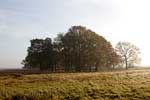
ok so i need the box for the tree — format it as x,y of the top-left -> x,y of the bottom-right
42,38 -> 53,70
23,38 -> 53,70
115,42 -> 140,69
57,26 -> 119,71
53,33 -> 65,72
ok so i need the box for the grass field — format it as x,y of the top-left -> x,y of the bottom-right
1,69 -> 150,100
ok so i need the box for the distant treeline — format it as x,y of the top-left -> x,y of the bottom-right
22,26 -> 120,72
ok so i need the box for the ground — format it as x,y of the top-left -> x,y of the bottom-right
1,69 -> 150,100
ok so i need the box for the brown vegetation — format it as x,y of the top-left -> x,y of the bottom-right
1,68 -> 150,100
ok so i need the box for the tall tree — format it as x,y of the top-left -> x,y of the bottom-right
42,38 -> 53,70
58,26 -> 119,71
53,33 -> 65,72
23,38 -> 53,70
115,42 -> 140,69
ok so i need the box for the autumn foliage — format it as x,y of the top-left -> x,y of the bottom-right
23,26 -> 120,72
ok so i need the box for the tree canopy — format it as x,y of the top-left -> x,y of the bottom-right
23,26 -> 120,72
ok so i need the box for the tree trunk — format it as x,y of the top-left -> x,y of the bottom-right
95,62 -> 99,71
113,65 -> 115,70
124,56 -> 128,69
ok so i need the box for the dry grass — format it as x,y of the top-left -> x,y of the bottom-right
1,69 -> 150,100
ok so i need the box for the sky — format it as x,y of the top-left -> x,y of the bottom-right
0,0 -> 150,68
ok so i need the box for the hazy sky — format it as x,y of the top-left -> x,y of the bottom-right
0,0 -> 150,68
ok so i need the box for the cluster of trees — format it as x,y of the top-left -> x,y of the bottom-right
22,26 -> 140,72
